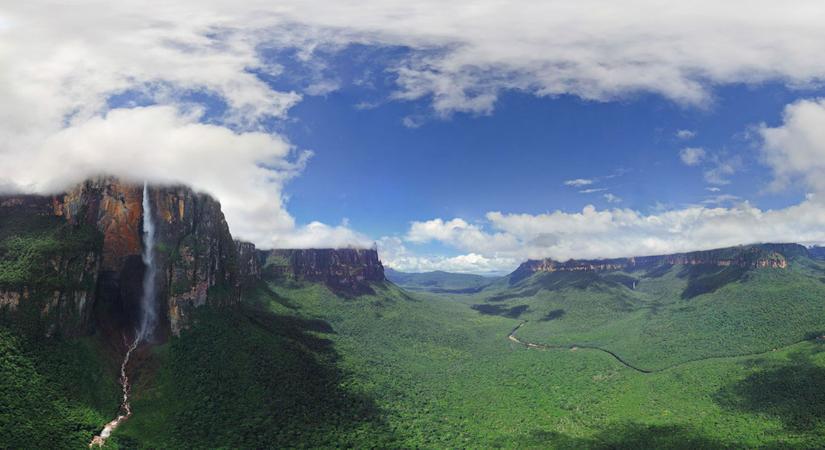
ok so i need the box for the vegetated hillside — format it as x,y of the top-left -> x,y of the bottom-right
385,268 -> 495,293
117,270 -> 825,448
0,329 -> 119,448
6,218 -> 825,448
473,243 -> 825,370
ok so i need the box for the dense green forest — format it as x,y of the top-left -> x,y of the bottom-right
4,256 -> 825,447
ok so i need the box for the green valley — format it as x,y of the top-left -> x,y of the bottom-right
3,185 -> 825,448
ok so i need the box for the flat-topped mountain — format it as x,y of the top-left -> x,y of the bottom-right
509,243 -> 806,284
256,248 -> 385,294
0,177 -> 387,339
0,177 -> 240,337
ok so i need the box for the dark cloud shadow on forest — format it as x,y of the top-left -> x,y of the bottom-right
714,346 -> 825,435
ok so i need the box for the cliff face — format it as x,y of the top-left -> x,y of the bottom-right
0,177 -> 241,337
150,185 -> 240,335
235,241 -> 262,287
511,244 -> 803,280
1,177 -> 389,338
258,248 -> 385,294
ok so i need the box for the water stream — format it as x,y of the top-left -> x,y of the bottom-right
88,336 -> 139,447
90,182 -> 157,447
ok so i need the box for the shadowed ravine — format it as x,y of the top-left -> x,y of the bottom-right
507,321 -> 812,374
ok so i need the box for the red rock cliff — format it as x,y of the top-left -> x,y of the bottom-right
0,177 -> 242,337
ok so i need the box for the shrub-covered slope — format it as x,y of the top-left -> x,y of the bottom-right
473,248 -> 825,370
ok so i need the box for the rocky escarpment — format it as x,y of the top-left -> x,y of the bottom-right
235,240 -> 262,287
512,244 -> 804,281
0,177 -> 242,338
150,185 -> 240,335
0,194 -> 103,337
257,248 -> 385,294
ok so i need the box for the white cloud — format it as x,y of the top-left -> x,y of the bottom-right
603,193 -> 622,203
679,147 -> 739,185
377,236 -> 515,275
0,105 -> 367,248
701,194 -> 740,205
401,116 -> 425,128
579,188 -> 607,194
759,98 -> 825,192
676,129 -> 696,140
703,159 -> 738,185
564,178 -> 594,187
5,1 -> 825,253
679,147 -> 706,166
273,221 -> 374,248
706,187 -> 722,192
405,218 -> 518,254
406,198 -> 825,270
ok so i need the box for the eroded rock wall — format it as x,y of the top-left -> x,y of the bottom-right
0,177 -> 241,337
258,248 -> 385,294
513,243 -> 803,278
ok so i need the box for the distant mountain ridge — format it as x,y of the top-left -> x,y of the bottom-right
509,243 -> 807,284
385,268 -> 493,293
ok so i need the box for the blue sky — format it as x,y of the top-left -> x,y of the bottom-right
5,2 -> 825,274
279,72 -> 822,270
285,81 -> 813,233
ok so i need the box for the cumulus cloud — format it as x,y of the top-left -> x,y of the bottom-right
0,105 -> 367,248
679,147 -> 739,185
676,129 -> 696,140
405,218 -> 518,254
703,159 -> 738,185
679,147 -> 707,166
377,237 -> 515,275
5,1 -> 825,253
407,197 -> 825,271
759,98 -> 825,192
603,193 -> 622,203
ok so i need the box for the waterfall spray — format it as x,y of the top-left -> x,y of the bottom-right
90,182 -> 157,447
136,181 -> 157,343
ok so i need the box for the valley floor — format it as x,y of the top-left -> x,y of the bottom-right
5,278 -> 825,448
130,281 -> 825,448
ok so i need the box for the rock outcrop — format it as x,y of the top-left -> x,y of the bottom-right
0,177 -> 242,337
512,243 -> 803,280
150,185 -> 240,335
258,248 -> 385,294
235,240 -> 262,287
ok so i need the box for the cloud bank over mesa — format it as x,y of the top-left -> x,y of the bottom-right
2,2 -> 825,271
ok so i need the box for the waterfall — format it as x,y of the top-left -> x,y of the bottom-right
90,182 -> 157,447
136,181 -> 157,343
89,335 -> 138,447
